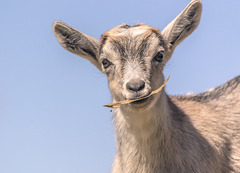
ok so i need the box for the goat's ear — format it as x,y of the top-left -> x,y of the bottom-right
162,0 -> 202,52
53,21 -> 102,71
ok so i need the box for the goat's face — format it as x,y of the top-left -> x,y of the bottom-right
53,0 -> 202,110
99,24 -> 170,109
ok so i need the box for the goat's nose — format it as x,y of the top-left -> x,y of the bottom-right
126,80 -> 145,92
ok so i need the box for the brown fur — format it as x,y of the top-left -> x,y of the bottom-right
52,0 -> 240,172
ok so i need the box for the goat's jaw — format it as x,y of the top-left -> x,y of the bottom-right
121,94 -> 156,111
130,97 -> 152,109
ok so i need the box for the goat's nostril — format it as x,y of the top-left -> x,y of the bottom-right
126,80 -> 145,92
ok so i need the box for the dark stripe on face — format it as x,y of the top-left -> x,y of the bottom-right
111,39 -> 126,57
82,48 -> 96,59
99,35 -> 108,54
150,29 -> 166,47
137,34 -> 152,57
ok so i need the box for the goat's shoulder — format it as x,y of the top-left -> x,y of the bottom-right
169,76 -> 240,172
173,75 -> 240,104
169,75 -> 240,127
170,75 -> 240,121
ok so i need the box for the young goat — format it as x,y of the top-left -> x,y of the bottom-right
53,0 -> 240,172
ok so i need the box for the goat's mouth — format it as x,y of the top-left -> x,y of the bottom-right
104,76 -> 170,108
128,95 -> 153,108
130,96 -> 149,104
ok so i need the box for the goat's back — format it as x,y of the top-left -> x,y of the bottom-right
171,75 -> 240,172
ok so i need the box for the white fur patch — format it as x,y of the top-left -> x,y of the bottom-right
207,88 -> 214,92
114,27 -> 147,37
186,92 -> 195,96
130,27 -> 148,37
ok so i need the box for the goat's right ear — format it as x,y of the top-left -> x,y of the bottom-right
53,21 -> 102,71
162,0 -> 202,53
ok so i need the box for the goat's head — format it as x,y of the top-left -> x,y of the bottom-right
53,0 -> 202,110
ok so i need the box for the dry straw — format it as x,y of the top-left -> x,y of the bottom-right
104,76 -> 170,108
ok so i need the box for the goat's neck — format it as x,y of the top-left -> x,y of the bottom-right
113,90 -> 222,173
113,91 -> 174,160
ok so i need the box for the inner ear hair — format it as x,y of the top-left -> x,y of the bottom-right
53,21 -> 102,71
162,0 -> 202,50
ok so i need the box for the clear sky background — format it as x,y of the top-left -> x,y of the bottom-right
0,0 -> 239,173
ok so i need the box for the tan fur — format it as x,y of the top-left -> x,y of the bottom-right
53,0 -> 240,172
101,24 -> 160,39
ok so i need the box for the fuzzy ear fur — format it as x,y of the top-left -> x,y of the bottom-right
53,21 -> 102,71
162,0 -> 202,53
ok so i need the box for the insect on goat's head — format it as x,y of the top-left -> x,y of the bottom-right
53,0 -> 202,110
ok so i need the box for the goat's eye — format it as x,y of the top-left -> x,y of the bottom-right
153,51 -> 164,63
102,59 -> 111,69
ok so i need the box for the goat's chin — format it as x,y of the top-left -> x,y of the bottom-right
125,96 -> 155,111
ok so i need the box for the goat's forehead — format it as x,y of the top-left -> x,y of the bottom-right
100,24 -> 164,54
106,24 -> 158,36
105,23 -> 157,33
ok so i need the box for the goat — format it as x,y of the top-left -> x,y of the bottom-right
53,0 -> 240,172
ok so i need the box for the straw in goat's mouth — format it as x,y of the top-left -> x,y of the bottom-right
103,76 -> 170,108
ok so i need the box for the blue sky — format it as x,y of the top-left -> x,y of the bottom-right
0,0 -> 239,172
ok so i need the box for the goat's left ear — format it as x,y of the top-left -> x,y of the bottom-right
53,21 -> 102,71
162,0 -> 202,52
